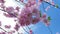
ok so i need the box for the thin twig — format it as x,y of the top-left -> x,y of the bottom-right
0,9 -> 5,12
27,26 -> 31,30
0,9 -> 7,32
0,27 -> 7,32
22,26 -> 29,34
0,9 -> 17,17
42,1 -> 46,12
15,0 -> 26,5
43,1 -> 60,9
47,26 -> 53,34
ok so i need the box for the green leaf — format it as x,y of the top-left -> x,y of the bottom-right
55,4 -> 59,8
48,16 -> 51,21
40,12 -> 42,17
40,13 -> 42,17
39,10 -> 42,17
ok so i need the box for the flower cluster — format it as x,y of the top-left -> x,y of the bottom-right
0,0 -> 59,34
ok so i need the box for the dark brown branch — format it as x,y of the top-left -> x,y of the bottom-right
0,27 -> 7,32
15,0 -> 26,5
43,1 -> 60,9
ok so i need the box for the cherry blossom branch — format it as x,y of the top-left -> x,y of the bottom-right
15,0 -> 26,5
0,8 -> 17,17
0,27 -> 7,32
0,9 -> 7,32
43,1 -> 60,9
15,0 -> 60,10
0,9 -> 5,11
27,26 -> 31,30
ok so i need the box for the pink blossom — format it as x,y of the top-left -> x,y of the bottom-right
8,32 -> 12,34
15,6 -> 20,11
42,13 -> 46,19
32,8 -> 40,18
14,23 -> 20,31
1,32 -> 6,34
0,0 -> 5,3
38,0 -> 43,2
30,0 -> 36,5
32,18 -> 40,24
43,19 -> 50,26
4,25 -> 11,29
0,3 -> 5,9
18,7 -> 41,26
45,6 -> 50,11
20,0 -> 24,2
25,2 -> 31,7
51,1 -> 55,5
29,29 -> 32,34
5,7 -> 14,12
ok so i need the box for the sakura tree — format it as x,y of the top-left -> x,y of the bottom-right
0,0 -> 60,34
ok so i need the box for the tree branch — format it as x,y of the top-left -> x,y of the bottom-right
43,1 -> 60,9
0,27 -> 7,32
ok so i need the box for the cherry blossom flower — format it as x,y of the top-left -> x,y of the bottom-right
51,1 -> 55,5
29,29 -> 33,34
8,32 -> 12,34
5,7 -> 14,12
15,6 -> 20,11
0,0 -> 5,3
14,23 -> 20,31
4,25 -> 11,29
42,13 -> 46,19
18,7 -> 41,26
20,0 -> 24,2
43,19 -> 50,26
32,17 -> 40,24
38,0 -> 43,2
0,3 -> 5,9
45,6 -> 50,11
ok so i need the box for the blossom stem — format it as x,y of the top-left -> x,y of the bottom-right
15,0 -> 25,5
0,27 -> 7,32
42,1 -> 46,12
47,26 -> 53,34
